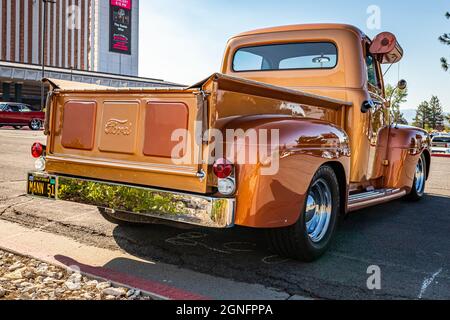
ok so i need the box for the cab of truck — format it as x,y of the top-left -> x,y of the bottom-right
221,23 -> 429,195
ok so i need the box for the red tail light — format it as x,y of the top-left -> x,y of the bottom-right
213,158 -> 233,179
31,142 -> 44,158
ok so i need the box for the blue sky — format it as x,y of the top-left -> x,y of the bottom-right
139,0 -> 450,112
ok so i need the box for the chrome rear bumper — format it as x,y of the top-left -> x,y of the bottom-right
28,172 -> 235,228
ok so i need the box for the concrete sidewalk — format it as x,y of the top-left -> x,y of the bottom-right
0,219 -> 293,300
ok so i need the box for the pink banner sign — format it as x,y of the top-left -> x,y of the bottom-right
111,0 -> 131,10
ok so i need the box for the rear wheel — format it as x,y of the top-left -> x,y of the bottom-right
266,165 -> 340,262
29,119 -> 42,131
406,153 -> 427,201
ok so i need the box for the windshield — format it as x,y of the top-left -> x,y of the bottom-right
233,42 -> 338,72
433,137 -> 450,143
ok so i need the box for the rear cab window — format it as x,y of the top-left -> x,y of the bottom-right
233,42 -> 338,72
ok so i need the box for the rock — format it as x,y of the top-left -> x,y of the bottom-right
82,293 -> 93,300
96,282 -> 111,290
85,280 -> 98,287
19,282 -> 33,288
22,269 -> 35,279
36,265 -> 48,275
8,262 -> 24,272
102,287 -> 126,297
130,290 -> 141,299
64,281 -> 81,291
4,270 -> 23,280
68,273 -> 82,283
105,295 -> 116,300
43,277 -> 55,284
126,289 -> 135,297
54,288 -> 66,297
0,287 -> 6,298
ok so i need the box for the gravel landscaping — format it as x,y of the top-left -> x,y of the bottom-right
0,249 -> 151,300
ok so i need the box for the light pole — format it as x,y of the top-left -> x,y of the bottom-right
41,0 -> 56,110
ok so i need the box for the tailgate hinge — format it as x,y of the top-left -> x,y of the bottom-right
194,90 -> 211,178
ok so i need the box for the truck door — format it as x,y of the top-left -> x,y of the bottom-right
364,43 -> 389,181
0,104 -> 15,124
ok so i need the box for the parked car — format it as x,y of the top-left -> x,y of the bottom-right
431,135 -> 450,156
27,24 -> 431,262
0,102 -> 45,130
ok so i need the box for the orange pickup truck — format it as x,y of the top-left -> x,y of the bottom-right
27,24 -> 430,261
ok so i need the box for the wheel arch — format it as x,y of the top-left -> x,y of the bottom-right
422,149 -> 431,180
225,115 -> 351,228
323,161 -> 348,217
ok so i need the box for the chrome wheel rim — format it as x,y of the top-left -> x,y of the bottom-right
31,119 -> 41,130
305,178 -> 332,243
415,157 -> 425,193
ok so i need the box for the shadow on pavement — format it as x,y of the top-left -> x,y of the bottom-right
109,194 -> 450,299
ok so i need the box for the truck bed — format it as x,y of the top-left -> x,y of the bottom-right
43,73 -> 351,194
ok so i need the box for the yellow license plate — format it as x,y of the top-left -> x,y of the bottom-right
27,174 -> 56,199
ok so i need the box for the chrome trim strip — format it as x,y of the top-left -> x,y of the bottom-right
46,155 -> 200,177
28,172 -> 235,229
348,189 -> 406,211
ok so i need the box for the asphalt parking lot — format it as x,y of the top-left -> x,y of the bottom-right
1,129 -> 449,300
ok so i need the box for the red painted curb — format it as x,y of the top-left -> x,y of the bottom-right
55,255 -> 209,300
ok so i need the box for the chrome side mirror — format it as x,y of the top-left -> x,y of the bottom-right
397,79 -> 407,90
361,100 -> 375,113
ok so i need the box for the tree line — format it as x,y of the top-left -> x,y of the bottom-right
412,96 -> 448,131
385,84 -> 448,131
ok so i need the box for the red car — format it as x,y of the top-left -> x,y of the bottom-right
0,102 -> 44,131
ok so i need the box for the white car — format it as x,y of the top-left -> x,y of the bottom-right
431,135 -> 450,156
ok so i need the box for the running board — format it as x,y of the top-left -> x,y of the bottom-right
347,188 -> 407,212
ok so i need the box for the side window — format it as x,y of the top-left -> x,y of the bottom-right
366,55 -> 379,91
20,105 -> 31,112
9,105 -> 19,112
0,104 -> 6,111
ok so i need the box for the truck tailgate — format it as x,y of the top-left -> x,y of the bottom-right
44,80 -> 209,193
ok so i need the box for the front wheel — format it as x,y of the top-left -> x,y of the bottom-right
29,119 -> 42,131
406,153 -> 427,201
266,165 -> 340,262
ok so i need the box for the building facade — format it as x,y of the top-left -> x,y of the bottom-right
0,0 -> 165,109
0,0 -> 139,75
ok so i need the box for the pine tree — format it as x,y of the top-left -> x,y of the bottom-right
428,96 -> 445,130
440,12 -> 450,71
413,101 -> 430,129
385,84 -> 408,124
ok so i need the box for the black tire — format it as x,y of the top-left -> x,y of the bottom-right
406,153 -> 427,201
266,165 -> 340,262
29,119 -> 42,131
13,126 -> 22,130
98,207 -> 155,226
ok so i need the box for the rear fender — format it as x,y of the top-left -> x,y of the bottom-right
219,115 -> 351,228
